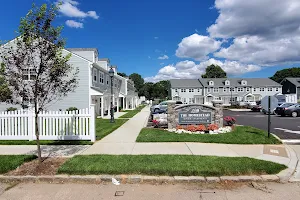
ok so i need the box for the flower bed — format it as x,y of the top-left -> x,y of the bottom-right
166,126 -> 232,135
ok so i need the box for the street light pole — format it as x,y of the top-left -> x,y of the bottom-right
230,88 -> 233,106
109,67 -> 115,123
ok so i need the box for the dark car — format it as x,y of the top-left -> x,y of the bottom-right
282,104 -> 300,117
274,103 -> 296,116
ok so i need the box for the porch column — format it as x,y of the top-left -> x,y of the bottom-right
131,97 -> 134,109
122,97 -> 125,110
117,97 -> 119,112
101,96 -> 104,118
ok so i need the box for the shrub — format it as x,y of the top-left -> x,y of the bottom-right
224,116 -> 236,126
66,107 -> 78,112
176,125 -> 183,130
195,125 -> 206,131
207,124 -> 219,131
152,119 -> 159,128
187,125 -> 197,132
6,107 -> 17,112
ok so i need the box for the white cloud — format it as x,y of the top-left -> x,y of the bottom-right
205,0 -> 300,66
65,20 -> 83,28
158,55 -> 169,60
58,0 -> 99,19
145,59 -> 261,82
175,34 -> 222,61
154,37 -> 159,39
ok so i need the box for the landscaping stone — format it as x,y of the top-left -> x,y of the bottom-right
188,176 -> 206,182
238,176 -> 262,182
260,175 -> 280,182
206,177 -> 221,182
220,176 -> 240,182
69,175 -> 98,183
128,175 -> 142,183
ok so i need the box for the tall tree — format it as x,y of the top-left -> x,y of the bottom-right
129,73 -> 144,93
0,3 -> 78,162
139,82 -> 154,99
270,67 -> 300,83
117,72 -> 127,77
0,63 -> 11,102
201,64 -> 227,78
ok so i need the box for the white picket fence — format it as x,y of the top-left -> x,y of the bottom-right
0,105 -> 96,142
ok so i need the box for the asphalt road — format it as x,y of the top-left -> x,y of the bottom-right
224,110 -> 300,140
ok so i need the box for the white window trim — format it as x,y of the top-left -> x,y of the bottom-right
225,80 -> 230,86
209,81 -> 214,86
223,87 -> 227,92
207,88 -> 211,93
267,87 -> 273,92
99,71 -> 104,84
213,87 -> 219,93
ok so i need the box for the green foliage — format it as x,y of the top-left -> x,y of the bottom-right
0,63 -> 12,102
201,64 -> 227,78
6,107 -> 17,112
96,119 -> 128,140
270,67 -> 300,83
0,155 -> 37,174
129,73 -> 144,93
139,80 -> 170,100
66,107 -> 78,112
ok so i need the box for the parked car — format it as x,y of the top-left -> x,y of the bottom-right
150,100 -> 182,113
274,103 -> 296,116
251,105 -> 262,112
278,104 -> 300,117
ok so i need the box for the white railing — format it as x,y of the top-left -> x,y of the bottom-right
0,105 -> 96,142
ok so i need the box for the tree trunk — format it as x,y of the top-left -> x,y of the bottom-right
35,112 -> 42,163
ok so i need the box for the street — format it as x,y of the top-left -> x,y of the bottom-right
0,182 -> 300,200
224,110 -> 300,141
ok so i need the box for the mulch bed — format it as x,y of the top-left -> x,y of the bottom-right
5,157 -> 68,176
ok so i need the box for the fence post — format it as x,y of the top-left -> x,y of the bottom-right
27,104 -> 35,141
90,104 -> 96,142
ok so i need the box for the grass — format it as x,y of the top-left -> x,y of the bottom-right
136,126 -> 282,144
0,155 -> 37,174
96,118 -> 128,140
120,105 -> 146,118
58,155 -> 286,176
0,140 -> 92,145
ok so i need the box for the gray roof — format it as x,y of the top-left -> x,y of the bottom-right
199,78 -> 281,87
285,77 -> 300,87
170,79 -> 202,88
98,58 -> 110,62
67,48 -> 98,52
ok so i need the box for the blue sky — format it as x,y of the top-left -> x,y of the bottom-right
1,0 -> 299,82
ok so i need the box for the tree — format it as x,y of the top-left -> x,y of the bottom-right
139,82 -> 154,99
201,64 -> 227,78
0,63 -> 11,102
117,72 -> 127,77
0,3 -> 78,162
270,67 -> 300,83
129,73 -> 144,93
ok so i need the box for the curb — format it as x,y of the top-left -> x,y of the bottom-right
0,174 -> 281,184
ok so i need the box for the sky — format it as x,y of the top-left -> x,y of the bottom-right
1,0 -> 300,82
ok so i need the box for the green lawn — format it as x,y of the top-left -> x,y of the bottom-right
0,155 -> 37,174
96,118 -> 128,140
58,155 -> 286,176
0,140 -> 92,145
136,126 -> 281,144
120,105 -> 146,118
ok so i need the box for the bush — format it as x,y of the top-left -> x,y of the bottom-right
66,107 -> 78,112
224,116 -> 236,126
207,124 -> 219,131
6,107 -> 17,112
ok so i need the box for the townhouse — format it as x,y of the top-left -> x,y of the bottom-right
0,41 -> 139,115
281,77 -> 300,103
170,78 -> 282,106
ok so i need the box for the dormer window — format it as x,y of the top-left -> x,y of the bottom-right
241,80 -> 247,85
225,80 -> 230,86
209,81 -> 214,86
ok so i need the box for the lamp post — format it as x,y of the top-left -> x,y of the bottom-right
230,87 -> 233,106
109,67 -> 115,123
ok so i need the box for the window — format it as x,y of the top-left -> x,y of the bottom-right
22,69 -> 29,80
207,88 -> 211,93
183,98 -> 187,103
93,69 -> 97,82
241,80 -> 247,85
246,87 -> 250,92
107,75 -> 109,85
189,98 -> 194,103
99,72 -> 104,84
267,87 -> 272,92
213,87 -> 219,93
22,68 -> 37,80
209,81 -> 214,86
230,88 -> 235,92
197,88 -> 201,92
237,87 -> 244,92
175,89 -> 178,93
223,87 -> 227,92
181,88 -> 186,93
260,88 -> 265,92
276,87 -> 279,92
225,80 -> 230,86
189,88 -> 194,93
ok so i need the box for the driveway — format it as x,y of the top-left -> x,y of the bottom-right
224,110 -> 300,140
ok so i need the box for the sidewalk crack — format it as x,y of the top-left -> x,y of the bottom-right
185,143 -> 194,155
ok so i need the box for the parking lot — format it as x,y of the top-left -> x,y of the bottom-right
224,110 -> 300,141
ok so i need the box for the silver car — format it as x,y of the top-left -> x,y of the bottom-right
150,101 -> 168,113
